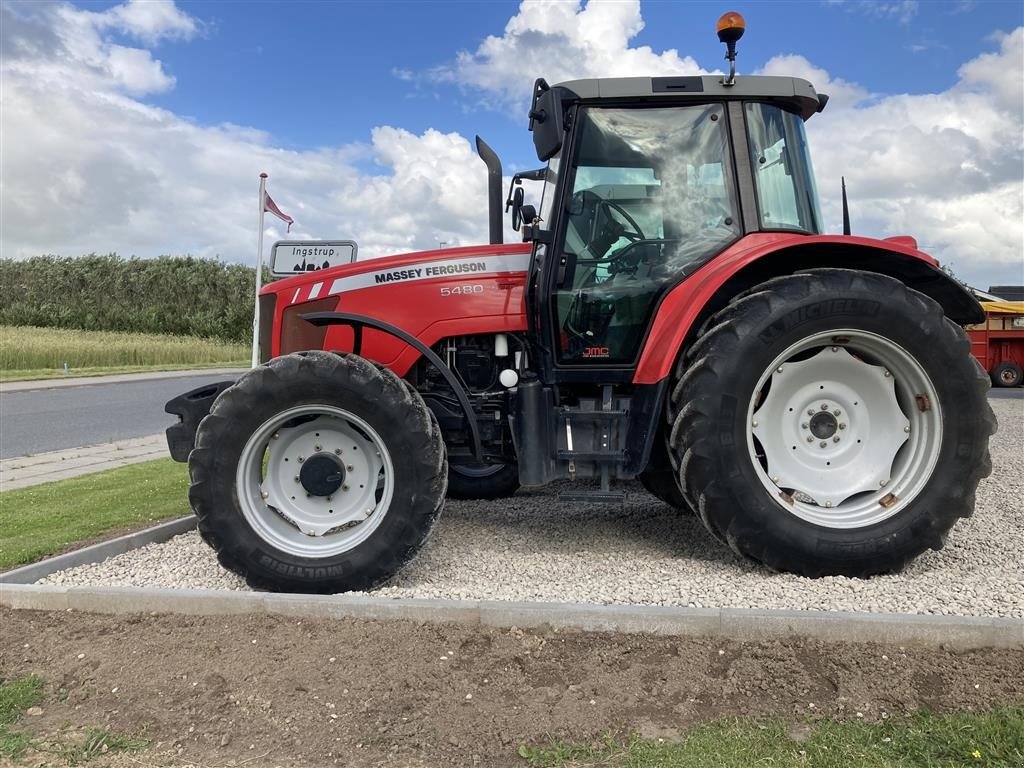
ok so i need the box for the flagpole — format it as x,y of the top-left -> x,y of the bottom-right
251,172 -> 268,368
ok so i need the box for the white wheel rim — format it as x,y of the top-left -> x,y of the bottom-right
747,329 -> 942,529
236,404 -> 395,557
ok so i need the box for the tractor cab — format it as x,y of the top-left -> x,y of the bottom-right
518,72 -> 828,375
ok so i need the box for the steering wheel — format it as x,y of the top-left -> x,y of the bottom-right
597,199 -> 646,242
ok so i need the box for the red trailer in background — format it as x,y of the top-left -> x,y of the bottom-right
968,301 -> 1024,387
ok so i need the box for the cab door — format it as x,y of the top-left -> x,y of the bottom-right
542,103 -> 743,375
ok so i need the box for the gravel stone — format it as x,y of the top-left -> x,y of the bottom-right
38,398 -> 1023,617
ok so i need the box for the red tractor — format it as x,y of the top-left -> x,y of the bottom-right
167,15 -> 994,593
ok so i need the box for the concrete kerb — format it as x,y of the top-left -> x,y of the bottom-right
0,516 -> 197,585
1,518 -> 1021,650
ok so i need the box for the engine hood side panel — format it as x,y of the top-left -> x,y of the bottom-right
266,244 -> 531,374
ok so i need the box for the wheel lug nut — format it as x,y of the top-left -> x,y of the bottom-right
839,423 -> 846,430
294,476 -> 299,482
326,495 -> 332,501
807,409 -> 815,417
833,409 -> 841,417
821,404 -> 829,411
314,444 -> 321,452
801,423 -> 808,429
335,448 -> 342,455
297,456 -> 304,463
819,441 -> 827,448
833,436 -> 841,443
806,436 -> 814,443
347,465 -> 354,471
342,484 -> 350,491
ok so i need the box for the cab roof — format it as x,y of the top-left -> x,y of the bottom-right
552,75 -> 826,120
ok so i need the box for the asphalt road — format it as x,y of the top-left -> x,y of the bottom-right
0,371 -> 1019,460
0,373 -> 239,459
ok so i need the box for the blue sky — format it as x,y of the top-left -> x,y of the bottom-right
131,1 -> 1020,164
2,0 -> 1022,287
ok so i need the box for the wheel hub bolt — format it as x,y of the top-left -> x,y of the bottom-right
801,422 -> 809,429
342,484 -> 350,491
833,436 -> 841,443
821,404 -> 829,411
806,436 -> 814,443
807,409 -> 815,417
335,449 -> 342,455
839,423 -> 847,430
347,465 -> 354,471
314,444 -> 321,452
819,441 -> 827,448
297,456 -> 304,463
294,476 -> 299,482
833,409 -> 841,417
326,495 -> 332,501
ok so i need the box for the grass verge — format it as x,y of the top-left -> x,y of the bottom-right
0,459 -> 189,569
518,708 -> 1024,767
0,325 -> 247,381
1,361 -> 245,382
1,676 -> 148,765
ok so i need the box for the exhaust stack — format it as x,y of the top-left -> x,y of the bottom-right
475,135 -> 503,245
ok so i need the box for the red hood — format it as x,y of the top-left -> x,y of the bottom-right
264,242 -> 532,296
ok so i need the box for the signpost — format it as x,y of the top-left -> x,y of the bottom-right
270,240 -> 358,277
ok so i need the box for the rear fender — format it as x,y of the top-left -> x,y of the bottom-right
634,233 -> 984,385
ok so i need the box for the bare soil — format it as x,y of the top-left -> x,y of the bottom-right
1,608 -> 1022,767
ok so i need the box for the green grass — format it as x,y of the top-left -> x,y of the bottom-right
518,708 -> 1024,767
1,676 -> 44,761
0,459 -> 189,569
1,676 -> 148,764
0,325 -> 247,380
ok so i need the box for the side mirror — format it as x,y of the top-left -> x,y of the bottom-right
529,79 -> 564,161
510,186 -> 525,230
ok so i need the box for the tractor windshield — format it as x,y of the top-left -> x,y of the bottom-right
553,103 -> 740,363
745,103 -> 823,233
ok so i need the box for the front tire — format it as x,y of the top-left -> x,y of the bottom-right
670,269 -> 995,578
188,351 -> 446,593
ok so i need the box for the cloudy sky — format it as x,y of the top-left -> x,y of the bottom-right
1,0 -> 1022,289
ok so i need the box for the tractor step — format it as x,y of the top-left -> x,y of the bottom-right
557,489 -> 626,505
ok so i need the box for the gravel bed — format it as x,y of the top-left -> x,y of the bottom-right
38,398 -> 1023,617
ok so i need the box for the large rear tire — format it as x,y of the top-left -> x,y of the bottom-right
188,351 -> 446,593
446,461 -> 520,500
669,269 -> 995,578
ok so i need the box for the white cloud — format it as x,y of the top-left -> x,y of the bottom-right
769,28 -> 1023,285
431,0 -> 709,112
1,0 -> 1021,291
823,1 -> 920,26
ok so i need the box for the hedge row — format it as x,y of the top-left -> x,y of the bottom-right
0,255 -> 267,343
